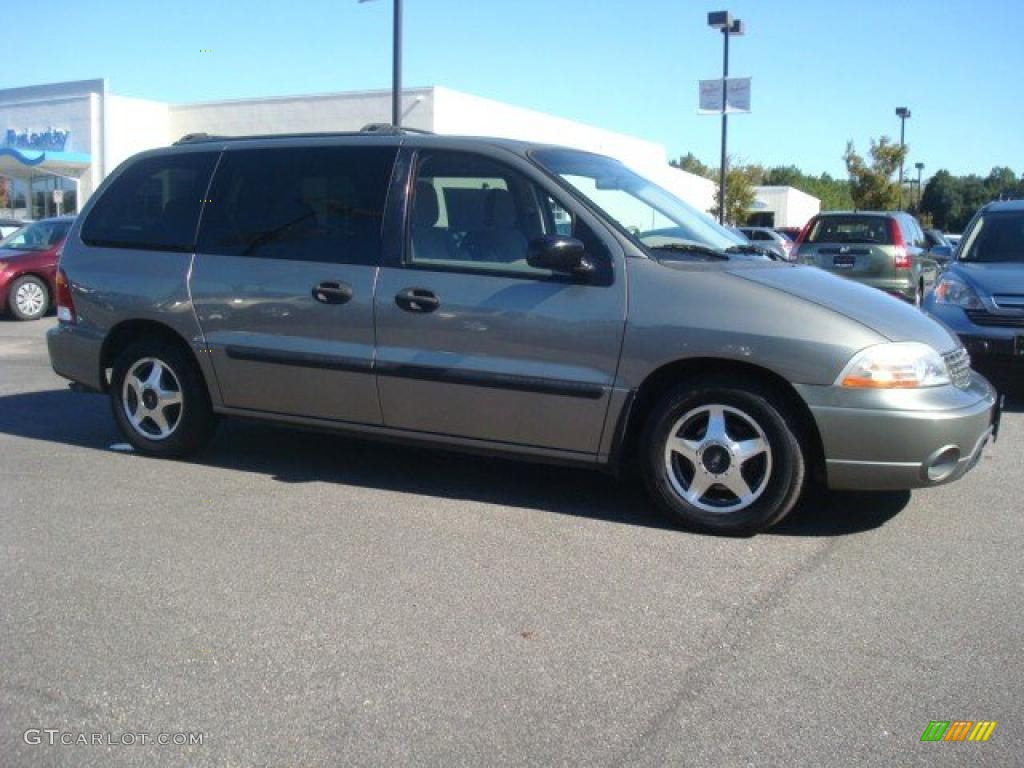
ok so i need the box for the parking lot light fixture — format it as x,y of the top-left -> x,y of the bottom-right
359,0 -> 403,128
895,106 -> 911,210
707,11 -> 745,225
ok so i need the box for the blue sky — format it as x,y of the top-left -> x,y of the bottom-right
4,0 -> 1021,178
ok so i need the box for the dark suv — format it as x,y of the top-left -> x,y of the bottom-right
792,211 -> 942,305
47,130 -> 997,535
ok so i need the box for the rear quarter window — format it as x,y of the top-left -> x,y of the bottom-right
81,152 -> 217,251
806,216 -> 893,245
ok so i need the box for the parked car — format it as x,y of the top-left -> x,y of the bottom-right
792,211 -> 942,305
923,199 -> 1024,369
924,228 -> 954,263
945,233 -> 962,249
47,131 -> 997,535
0,216 -> 74,320
0,218 -> 25,238
774,226 -> 802,242
739,226 -> 794,260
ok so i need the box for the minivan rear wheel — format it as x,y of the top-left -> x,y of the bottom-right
640,376 -> 806,535
110,339 -> 216,457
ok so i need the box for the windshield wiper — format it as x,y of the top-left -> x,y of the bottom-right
725,244 -> 778,259
648,243 -> 730,260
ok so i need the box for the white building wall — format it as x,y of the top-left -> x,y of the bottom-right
169,87 -> 434,139
432,87 -> 664,165
752,186 -> 820,228
105,95 -> 169,173
432,87 -> 712,210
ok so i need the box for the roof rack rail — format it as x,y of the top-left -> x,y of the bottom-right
174,133 -> 227,145
172,126 -> 433,146
360,123 -> 434,135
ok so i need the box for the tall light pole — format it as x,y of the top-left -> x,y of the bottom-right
895,106 -> 911,210
708,11 -> 745,224
360,0 -> 403,127
914,161 -> 925,208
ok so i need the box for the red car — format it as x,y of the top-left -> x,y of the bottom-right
0,217 -> 74,321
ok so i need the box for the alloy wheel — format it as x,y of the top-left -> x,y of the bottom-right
662,404 -> 772,513
121,357 -> 185,441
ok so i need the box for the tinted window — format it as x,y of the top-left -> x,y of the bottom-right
961,210 -> 1024,263
198,146 -> 396,265
806,215 -> 893,245
410,151 -> 608,277
82,152 -> 217,251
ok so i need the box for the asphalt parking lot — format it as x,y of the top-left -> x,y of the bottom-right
1,317 -> 1021,767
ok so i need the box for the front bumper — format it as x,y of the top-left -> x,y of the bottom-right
796,372 -> 998,491
924,302 -> 1024,364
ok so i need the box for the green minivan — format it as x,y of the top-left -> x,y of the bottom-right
793,211 -> 942,305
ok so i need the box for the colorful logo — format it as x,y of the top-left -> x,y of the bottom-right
921,721 -> 997,742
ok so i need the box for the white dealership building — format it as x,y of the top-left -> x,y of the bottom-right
0,78 -> 815,227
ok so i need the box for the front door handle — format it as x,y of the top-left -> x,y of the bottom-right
395,288 -> 440,313
312,281 -> 353,305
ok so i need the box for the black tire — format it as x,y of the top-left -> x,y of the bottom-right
7,275 -> 49,321
110,338 -> 216,458
640,375 -> 807,535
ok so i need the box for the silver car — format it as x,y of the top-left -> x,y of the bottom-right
47,130 -> 999,534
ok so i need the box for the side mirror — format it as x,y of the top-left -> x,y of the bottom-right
527,235 -> 594,278
931,245 -> 953,263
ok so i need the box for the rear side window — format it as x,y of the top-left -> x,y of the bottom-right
197,146 -> 396,265
806,216 -> 893,245
81,152 -> 217,251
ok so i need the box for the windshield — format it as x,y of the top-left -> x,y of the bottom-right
0,219 -> 71,251
531,149 -> 737,255
960,210 -> 1024,263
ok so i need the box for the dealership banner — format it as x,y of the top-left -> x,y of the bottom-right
698,77 -> 752,114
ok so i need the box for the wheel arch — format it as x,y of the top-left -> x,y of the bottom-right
99,319 -> 205,394
613,357 -> 826,485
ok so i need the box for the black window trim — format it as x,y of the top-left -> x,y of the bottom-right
400,148 -> 614,286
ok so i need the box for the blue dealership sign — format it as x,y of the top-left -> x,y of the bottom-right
4,128 -> 70,152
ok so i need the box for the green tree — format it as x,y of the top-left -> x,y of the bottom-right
919,170 -> 961,230
762,166 -> 853,210
843,136 -> 908,210
985,166 -> 1017,200
670,152 -> 713,180
709,161 -> 757,225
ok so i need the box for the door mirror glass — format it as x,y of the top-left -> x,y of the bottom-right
527,235 -> 592,277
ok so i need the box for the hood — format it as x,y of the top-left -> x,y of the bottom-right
952,261 -> 1024,296
725,263 -> 959,352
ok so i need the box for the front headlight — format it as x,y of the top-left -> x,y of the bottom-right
933,274 -> 982,309
837,342 -> 951,389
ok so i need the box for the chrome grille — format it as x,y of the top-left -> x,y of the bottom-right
943,347 -> 972,390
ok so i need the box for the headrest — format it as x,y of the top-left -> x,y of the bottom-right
486,189 -> 517,228
414,181 -> 440,227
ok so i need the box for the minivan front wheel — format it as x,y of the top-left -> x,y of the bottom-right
641,377 -> 806,535
110,339 -> 216,457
